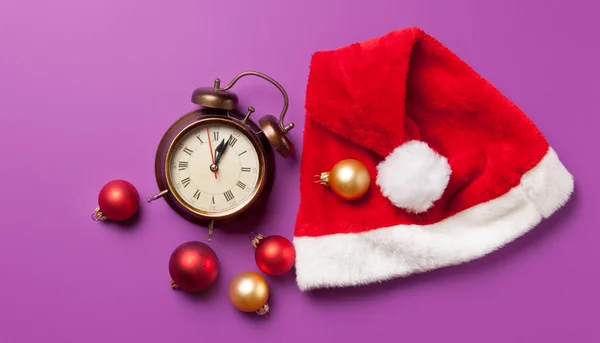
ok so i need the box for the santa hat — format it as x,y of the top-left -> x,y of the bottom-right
292,27 -> 574,291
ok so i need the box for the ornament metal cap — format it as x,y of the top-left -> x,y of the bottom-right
250,232 -> 265,248
256,303 -> 270,317
314,159 -> 371,200
91,207 -> 107,221
313,172 -> 331,186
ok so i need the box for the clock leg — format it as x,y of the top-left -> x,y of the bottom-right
208,220 -> 214,242
147,189 -> 169,203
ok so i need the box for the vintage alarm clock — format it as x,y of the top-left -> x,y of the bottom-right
147,71 -> 295,241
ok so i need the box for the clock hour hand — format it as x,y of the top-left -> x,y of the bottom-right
214,139 -> 225,163
214,135 -> 231,166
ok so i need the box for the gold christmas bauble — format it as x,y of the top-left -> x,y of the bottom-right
316,159 -> 370,200
228,271 -> 270,315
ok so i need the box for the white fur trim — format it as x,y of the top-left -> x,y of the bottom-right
294,147 -> 574,291
376,140 -> 451,213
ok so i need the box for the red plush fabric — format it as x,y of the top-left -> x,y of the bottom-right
294,27 -> 549,238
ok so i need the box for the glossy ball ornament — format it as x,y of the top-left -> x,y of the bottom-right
315,159 -> 371,200
93,180 -> 140,221
228,271 -> 270,315
169,241 -> 219,292
251,233 -> 296,276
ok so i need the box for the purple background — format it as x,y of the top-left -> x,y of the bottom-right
1,0 -> 598,342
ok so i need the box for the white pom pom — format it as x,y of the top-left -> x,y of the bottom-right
376,140 -> 451,213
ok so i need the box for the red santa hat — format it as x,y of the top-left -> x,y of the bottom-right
292,27 -> 574,291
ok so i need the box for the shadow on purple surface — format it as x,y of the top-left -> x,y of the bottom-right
267,268 -> 298,285
231,309 -> 273,323
305,186 -> 580,302
170,277 -> 222,303
94,205 -> 145,232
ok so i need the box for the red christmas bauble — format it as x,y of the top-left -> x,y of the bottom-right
254,235 -> 296,276
169,241 -> 219,292
96,180 -> 140,221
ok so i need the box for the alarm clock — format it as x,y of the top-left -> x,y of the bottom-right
147,71 -> 295,241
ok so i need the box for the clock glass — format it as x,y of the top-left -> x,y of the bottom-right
167,122 -> 261,216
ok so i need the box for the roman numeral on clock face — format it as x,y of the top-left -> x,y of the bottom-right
211,196 -> 215,204
241,167 -> 251,172
238,150 -> 247,156
178,161 -> 188,170
193,190 -> 200,200
213,131 -> 219,141
224,190 -> 234,201
181,177 -> 191,188
183,147 -> 193,155
196,136 -> 204,143
236,181 -> 246,190
228,136 -> 238,147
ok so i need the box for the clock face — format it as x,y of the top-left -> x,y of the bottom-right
167,122 -> 262,216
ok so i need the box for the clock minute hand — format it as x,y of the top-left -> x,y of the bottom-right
206,127 -> 217,179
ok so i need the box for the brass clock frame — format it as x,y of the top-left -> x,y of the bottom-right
163,115 -> 269,221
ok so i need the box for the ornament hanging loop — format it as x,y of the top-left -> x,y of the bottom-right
256,303 -> 270,317
213,71 -> 295,133
91,207 -> 107,221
